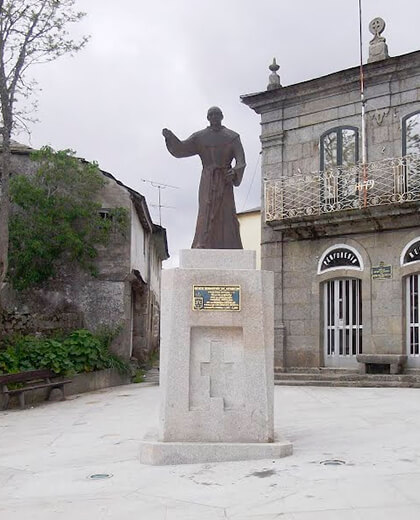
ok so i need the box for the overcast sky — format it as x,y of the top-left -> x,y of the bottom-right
14,0 -> 420,267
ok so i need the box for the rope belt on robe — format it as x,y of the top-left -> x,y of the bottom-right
201,166 -> 230,245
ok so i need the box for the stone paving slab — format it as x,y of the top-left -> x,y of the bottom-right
1,383 -> 420,519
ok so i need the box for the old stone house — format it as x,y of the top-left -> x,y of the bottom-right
0,141 -> 169,363
242,19 -> 420,374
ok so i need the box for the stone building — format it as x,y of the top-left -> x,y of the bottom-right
1,142 -> 169,363
242,19 -> 420,374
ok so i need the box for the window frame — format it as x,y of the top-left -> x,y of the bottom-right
323,277 -> 363,361
400,237 -> 420,267
320,126 -> 360,171
402,110 -> 420,156
317,243 -> 364,275
99,208 -> 113,220
406,273 -> 420,360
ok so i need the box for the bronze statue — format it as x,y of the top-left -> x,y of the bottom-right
162,106 -> 246,249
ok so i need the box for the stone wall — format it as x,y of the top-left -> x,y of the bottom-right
0,274 -> 131,358
264,222 -> 420,369
0,307 -> 83,337
2,145 -> 167,363
259,53 -> 420,184
2,152 -> 133,359
242,50 -> 420,370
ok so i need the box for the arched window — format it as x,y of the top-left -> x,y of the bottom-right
318,244 -> 363,274
401,237 -> 420,266
403,111 -> 420,156
320,126 -> 359,171
320,127 -> 359,206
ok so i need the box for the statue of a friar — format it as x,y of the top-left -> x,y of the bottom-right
162,106 -> 246,249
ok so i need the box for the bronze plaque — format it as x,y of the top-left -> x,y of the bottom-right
193,285 -> 241,311
371,264 -> 392,280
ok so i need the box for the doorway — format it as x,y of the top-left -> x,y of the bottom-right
406,274 -> 420,367
324,278 -> 362,367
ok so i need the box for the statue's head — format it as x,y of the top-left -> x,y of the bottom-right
207,106 -> 223,127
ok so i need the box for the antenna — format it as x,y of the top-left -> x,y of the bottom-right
150,204 -> 176,209
140,178 -> 179,226
241,154 -> 261,212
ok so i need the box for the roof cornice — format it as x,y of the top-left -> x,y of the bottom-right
241,50 -> 420,114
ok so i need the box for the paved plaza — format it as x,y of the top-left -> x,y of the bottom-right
1,383 -> 420,519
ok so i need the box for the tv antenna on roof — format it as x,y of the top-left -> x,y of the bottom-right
140,178 -> 179,226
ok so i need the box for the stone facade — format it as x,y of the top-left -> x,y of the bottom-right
242,45 -> 420,372
0,144 -> 169,362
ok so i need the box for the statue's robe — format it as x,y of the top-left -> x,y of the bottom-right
164,126 -> 246,249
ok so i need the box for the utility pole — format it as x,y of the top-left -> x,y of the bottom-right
358,0 -> 368,208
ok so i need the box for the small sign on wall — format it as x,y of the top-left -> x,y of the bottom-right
371,262 -> 392,280
193,285 -> 241,311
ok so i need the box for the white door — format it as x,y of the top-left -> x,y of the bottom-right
406,274 -> 420,367
324,279 -> 362,367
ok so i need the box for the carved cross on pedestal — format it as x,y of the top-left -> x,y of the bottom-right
368,17 -> 389,63
200,340 -> 234,402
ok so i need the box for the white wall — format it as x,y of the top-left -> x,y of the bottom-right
130,203 -> 148,281
238,211 -> 261,269
130,202 -> 163,305
149,245 -> 162,305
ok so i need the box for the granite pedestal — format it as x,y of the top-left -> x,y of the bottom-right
139,249 -> 292,465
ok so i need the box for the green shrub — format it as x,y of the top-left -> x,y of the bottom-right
8,146 -> 129,291
0,329 -> 129,376
133,369 -> 145,383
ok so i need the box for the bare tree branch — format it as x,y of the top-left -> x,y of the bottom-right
0,0 -> 88,310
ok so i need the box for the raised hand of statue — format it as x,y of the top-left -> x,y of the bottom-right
162,128 -> 173,139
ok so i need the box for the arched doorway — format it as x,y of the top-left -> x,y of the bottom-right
401,238 -> 420,367
319,245 -> 363,367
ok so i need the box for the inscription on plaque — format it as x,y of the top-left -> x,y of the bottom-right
193,285 -> 241,311
371,263 -> 392,280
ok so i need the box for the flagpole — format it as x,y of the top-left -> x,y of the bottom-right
358,0 -> 368,207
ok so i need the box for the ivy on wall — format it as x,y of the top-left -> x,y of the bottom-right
8,146 -> 128,290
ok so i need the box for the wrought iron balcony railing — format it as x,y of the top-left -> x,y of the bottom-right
264,154 -> 420,222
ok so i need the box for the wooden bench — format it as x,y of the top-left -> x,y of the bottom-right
0,369 -> 72,410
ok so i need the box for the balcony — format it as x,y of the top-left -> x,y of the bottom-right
264,155 -> 420,227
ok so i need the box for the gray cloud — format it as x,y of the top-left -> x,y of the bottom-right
14,0 -> 420,267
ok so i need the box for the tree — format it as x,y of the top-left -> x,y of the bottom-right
9,146 -> 128,290
0,1 -> 88,304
